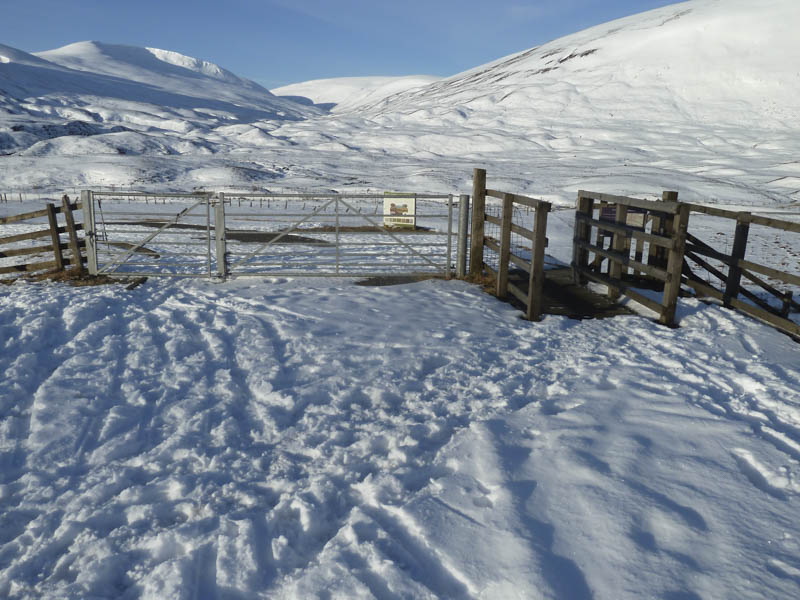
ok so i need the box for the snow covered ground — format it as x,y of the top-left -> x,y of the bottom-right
1,0 -> 800,597
1,274 -> 799,599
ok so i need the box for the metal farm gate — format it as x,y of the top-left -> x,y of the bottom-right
81,191 -> 464,279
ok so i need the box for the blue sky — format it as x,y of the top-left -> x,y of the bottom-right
3,0 -> 683,88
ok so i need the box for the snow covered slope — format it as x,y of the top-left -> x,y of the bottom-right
264,0 -> 800,204
0,41 -> 316,160
272,75 -> 441,112
36,42 -> 300,114
2,0 -> 800,203
355,0 -> 799,127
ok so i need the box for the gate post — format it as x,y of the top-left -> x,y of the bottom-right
456,194 -> 470,278
469,168 -> 486,276
724,213 -> 751,307
496,193 -> 513,298
660,198 -> 689,327
81,190 -> 98,275
215,193 -> 227,278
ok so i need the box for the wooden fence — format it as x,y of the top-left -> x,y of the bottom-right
0,196 -> 86,279
682,204 -> 800,339
572,190 -> 689,327
469,168 -> 551,321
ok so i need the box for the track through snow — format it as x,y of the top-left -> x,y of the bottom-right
0,277 -> 799,598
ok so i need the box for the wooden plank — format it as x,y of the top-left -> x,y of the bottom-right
483,262 -> 498,278
660,200 -> 689,326
681,276 -> 724,301
510,222 -> 535,241
648,210 -> 665,268
0,260 -> 58,275
572,194 -> 593,283
577,240 -> 668,281
685,237 -> 732,264
484,238 -> 501,254
749,214 -> 800,234
686,250 -> 728,286
591,201 -> 610,270
739,269 -> 799,313
508,281 -> 529,305
45,203 -> 64,271
527,205 -> 549,321
0,207 -> 49,225
625,287 -> 667,317
575,214 -> 675,249
509,252 -> 531,273
578,190 -> 680,214
0,229 -> 53,245
739,259 -> 800,287
728,298 -> 800,339
496,193 -> 513,298
485,190 -> 549,210
608,203 -> 629,300
485,214 -> 502,226
0,244 -> 58,258
469,168 -> 487,276
81,190 -> 98,275
686,203 -> 743,220
724,214 -> 750,306
509,193 -> 548,210
688,205 -> 800,233
577,267 -> 665,315
62,195 -> 85,273
738,285 -> 786,317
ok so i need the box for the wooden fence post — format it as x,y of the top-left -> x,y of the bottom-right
61,195 -> 85,274
659,199 -> 689,326
572,192 -> 593,283
81,190 -> 98,275
608,203 -> 629,301
527,204 -> 550,321
496,193 -> 513,298
652,191 -> 678,271
469,168 -> 486,276
724,213 -> 751,307
45,203 -> 64,272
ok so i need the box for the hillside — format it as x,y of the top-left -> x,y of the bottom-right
0,41 -> 315,163
272,75 -> 441,112
1,0 -> 799,201
265,0 -> 800,204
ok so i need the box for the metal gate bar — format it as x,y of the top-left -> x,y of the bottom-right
83,191 -> 466,279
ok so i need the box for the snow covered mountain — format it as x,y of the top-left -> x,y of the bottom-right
264,0 -> 800,203
0,41 -> 316,160
1,0 -> 799,203
272,75 -> 441,113
354,0 -> 799,127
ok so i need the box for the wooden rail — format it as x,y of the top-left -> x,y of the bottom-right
571,190 -> 688,326
0,196 -> 86,279
470,169 -> 551,321
682,206 -> 799,339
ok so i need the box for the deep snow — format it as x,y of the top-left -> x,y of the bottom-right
0,275 -> 799,599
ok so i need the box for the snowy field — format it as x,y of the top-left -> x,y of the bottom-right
2,0 -> 800,597
1,273 -> 799,599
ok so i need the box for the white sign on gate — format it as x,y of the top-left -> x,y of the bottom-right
383,193 -> 416,229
